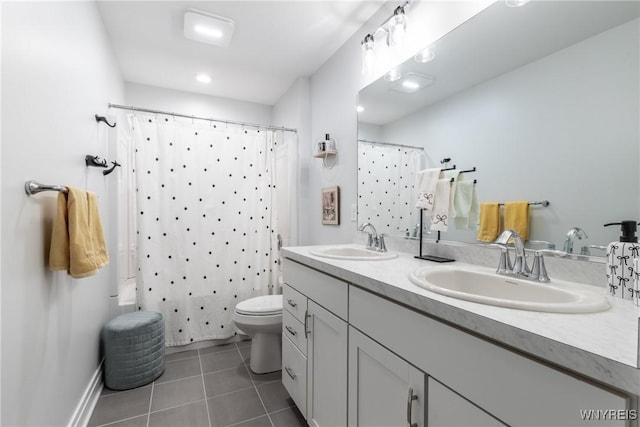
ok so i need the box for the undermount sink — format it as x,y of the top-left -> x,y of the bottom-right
310,246 -> 398,261
409,266 -> 609,313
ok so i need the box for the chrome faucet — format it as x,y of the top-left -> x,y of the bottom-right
494,229 -> 529,276
491,229 -> 550,282
358,222 -> 387,252
562,227 -> 588,253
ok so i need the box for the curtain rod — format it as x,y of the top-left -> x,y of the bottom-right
108,103 -> 297,133
358,138 -> 424,151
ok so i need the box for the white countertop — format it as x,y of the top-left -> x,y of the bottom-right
282,244 -> 640,396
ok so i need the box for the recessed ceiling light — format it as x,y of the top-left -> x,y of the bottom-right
196,74 -> 212,84
194,25 -> 223,39
402,80 -> 420,90
391,72 -> 434,93
184,9 -> 235,48
356,105 -> 365,113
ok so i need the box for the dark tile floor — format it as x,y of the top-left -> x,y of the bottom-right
89,341 -> 307,427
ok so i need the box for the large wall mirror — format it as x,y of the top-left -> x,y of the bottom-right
357,1 -> 639,256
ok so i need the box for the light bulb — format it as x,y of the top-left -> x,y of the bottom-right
361,34 -> 375,75
386,6 -> 407,47
356,105 -> 365,113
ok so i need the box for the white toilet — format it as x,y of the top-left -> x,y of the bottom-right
233,295 -> 283,374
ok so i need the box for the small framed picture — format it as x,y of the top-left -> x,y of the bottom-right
321,186 -> 340,225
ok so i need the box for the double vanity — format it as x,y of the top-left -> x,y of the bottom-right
281,244 -> 639,426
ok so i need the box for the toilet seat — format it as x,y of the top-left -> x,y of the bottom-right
235,295 -> 282,316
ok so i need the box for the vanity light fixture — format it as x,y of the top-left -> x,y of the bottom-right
184,9 -> 235,48
360,1 -> 410,75
505,0 -> 532,7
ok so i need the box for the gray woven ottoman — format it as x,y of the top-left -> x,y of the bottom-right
103,311 -> 165,390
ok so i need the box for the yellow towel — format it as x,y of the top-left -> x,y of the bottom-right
50,187 -> 109,278
476,202 -> 500,242
504,201 -> 530,241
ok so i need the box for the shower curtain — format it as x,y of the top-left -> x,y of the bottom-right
132,114 -> 280,346
358,142 -> 423,236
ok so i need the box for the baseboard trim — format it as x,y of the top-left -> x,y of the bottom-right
68,359 -> 104,427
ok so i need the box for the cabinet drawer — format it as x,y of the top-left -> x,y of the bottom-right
349,286 -> 628,427
282,309 -> 307,356
282,335 -> 307,419
283,284 -> 307,322
283,258 -> 348,321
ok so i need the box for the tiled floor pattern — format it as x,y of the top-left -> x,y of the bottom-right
89,341 -> 307,427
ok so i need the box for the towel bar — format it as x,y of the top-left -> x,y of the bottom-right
25,180 -> 68,196
497,200 -> 550,207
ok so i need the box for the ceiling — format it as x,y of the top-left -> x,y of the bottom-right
97,1 -> 386,106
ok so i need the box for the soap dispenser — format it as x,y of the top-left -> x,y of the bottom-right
604,221 -> 640,300
324,133 -> 336,152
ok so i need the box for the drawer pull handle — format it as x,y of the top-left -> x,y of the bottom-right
407,387 -> 418,427
304,310 -> 311,338
287,299 -> 297,308
285,325 -> 297,336
284,366 -> 297,380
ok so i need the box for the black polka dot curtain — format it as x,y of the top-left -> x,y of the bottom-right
132,115 -> 279,346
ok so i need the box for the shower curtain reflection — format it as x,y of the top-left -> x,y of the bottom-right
358,141 -> 424,237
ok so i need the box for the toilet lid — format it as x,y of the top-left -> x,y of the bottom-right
235,295 -> 282,315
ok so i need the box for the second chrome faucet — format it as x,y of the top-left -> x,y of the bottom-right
358,222 -> 387,252
492,229 -> 553,283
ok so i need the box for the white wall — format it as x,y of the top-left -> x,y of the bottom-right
1,2 -> 124,425
381,19 -> 639,248
273,77 -> 311,245
124,82 -> 272,125
307,2 -> 491,245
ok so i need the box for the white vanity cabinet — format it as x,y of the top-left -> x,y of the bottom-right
349,285 -> 630,427
282,259 -> 348,426
282,255 -> 634,427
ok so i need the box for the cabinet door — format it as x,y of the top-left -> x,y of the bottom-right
348,326 -> 425,427
307,300 -> 348,427
428,378 -> 506,427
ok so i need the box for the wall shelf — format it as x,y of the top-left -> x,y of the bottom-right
313,150 -> 337,158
